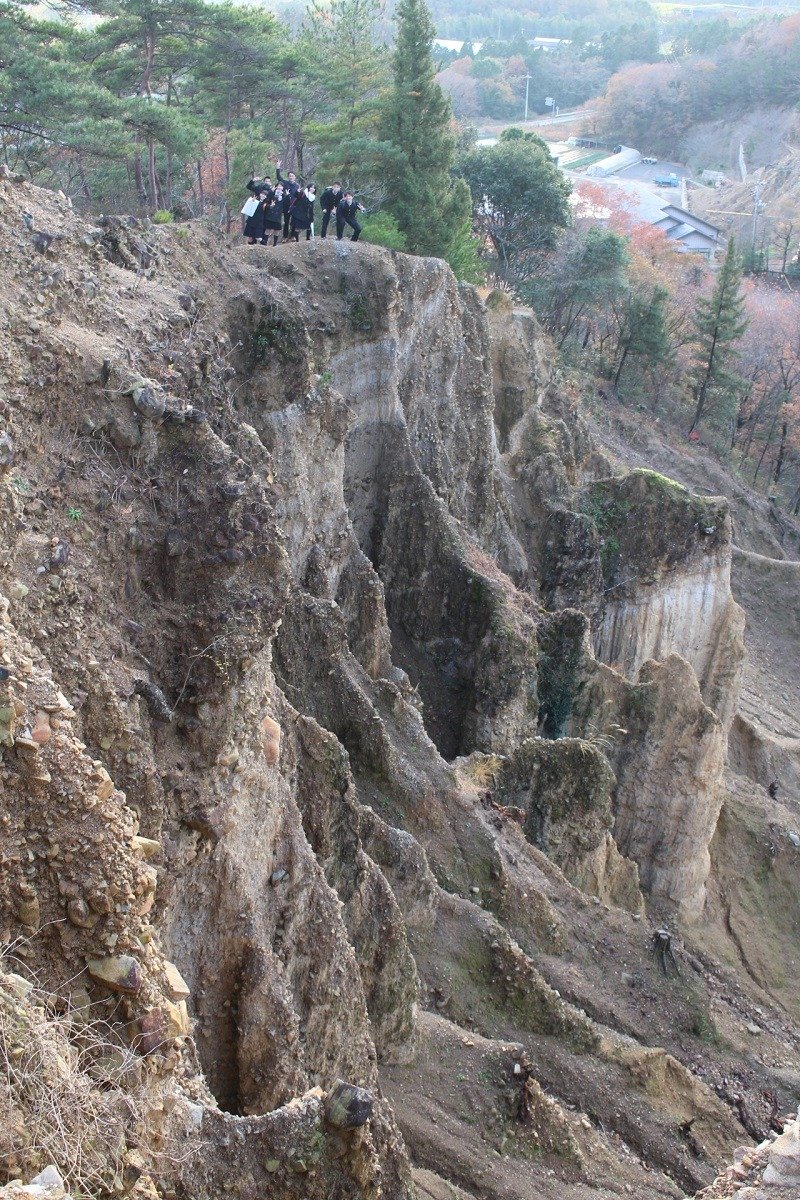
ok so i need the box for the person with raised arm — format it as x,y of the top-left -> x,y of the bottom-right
275,162 -> 302,240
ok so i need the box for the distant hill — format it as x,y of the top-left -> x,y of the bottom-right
595,14 -> 800,161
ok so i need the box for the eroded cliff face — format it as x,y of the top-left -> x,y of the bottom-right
0,179 -> 797,1200
585,471 -> 745,727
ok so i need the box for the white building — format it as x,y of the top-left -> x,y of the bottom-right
586,146 -> 642,178
433,38 -> 484,53
528,37 -> 571,50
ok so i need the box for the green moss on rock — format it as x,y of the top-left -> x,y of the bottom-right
578,469 -> 729,589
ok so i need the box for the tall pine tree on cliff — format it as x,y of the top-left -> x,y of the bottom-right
689,237 -> 749,434
382,0 -> 476,270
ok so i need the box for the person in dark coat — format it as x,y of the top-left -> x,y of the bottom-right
246,173 -> 273,196
243,188 -> 271,244
319,182 -> 343,238
336,192 -> 363,241
290,185 -> 316,241
262,184 -> 283,246
276,163 -> 302,239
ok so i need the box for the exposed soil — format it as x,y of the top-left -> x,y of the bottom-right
0,178 -> 799,1200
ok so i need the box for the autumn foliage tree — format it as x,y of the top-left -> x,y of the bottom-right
734,288 -> 800,490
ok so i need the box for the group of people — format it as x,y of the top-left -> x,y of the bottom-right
242,163 -> 364,246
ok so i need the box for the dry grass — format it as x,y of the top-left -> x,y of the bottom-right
458,753 -> 503,790
0,955 -> 180,1197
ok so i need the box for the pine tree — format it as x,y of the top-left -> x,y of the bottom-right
381,0 -> 473,262
0,2 -> 129,185
689,238 -> 749,434
86,0 -> 213,208
304,0 -> 395,185
613,285 -> 672,386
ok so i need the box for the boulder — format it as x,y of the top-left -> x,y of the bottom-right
86,954 -> 142,994
324,1080 -> 374,1130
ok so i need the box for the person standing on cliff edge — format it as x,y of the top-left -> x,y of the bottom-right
262,183 -> 284,246
319,182 -> 343,238
276,162 -> 302,240
290,184 -> 316,241
336,192 -> 363,242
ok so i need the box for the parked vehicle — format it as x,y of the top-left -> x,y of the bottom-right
654,172 -> 680,186
643,156 -> 658,164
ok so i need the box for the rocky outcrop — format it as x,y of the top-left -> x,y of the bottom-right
583,470 -> 745,727
492,735 -> 643,912
584,655 -> 727,920
486,294 -> 552,450
0,175 -> 782,1200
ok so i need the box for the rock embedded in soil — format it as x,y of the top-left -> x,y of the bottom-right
0,430 -> 14,469
324,1080 -> 374,1129
260,714 -> 281,764
162,959 -> 190,1000
86,954 -> 142,993
66,897 -> 95,928
16,893 -> 40,929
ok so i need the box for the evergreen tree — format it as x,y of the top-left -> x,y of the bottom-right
192,6 -> 295,132
613,285 -> 672,386
83,0 -> 212,208
191,7 -> 298,212
441,179 -> 484,282
304,0 -> 396,186
0,2 -> 128,185
689,238 -> 749,434
381,0 -> 473,263
523,227 -> 628,348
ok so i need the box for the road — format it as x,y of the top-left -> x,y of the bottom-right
476,110 -> 596,141
530,109 -> 596,126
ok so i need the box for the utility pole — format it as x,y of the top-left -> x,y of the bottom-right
752,175 -> 763,270
524,73 -> 531,121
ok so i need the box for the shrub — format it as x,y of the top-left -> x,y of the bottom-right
151,210 -> 174,225
360,211 -> 407,251
0,962 -> 178,1195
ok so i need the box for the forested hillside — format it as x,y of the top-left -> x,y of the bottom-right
595,13 -> 800,159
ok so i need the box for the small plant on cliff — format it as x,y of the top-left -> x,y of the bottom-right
349,294 -> 373,333
360,211 -> 407,251
67,507 -> 82,522
250,303 -> 303,365
0,957 -> 183,1195
151,209 -> 174,224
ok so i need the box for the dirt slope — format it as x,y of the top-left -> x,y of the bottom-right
0,177 -> 799,1200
